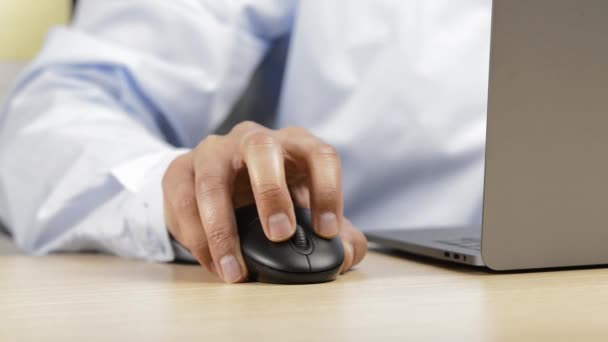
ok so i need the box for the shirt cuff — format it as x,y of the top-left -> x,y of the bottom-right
111,148 -> 190,262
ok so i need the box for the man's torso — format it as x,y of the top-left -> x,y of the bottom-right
278,0 -> 492,230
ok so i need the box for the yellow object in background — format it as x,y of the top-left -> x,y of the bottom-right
0,0 -> 71,60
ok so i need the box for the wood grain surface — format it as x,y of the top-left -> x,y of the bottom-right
2,245 -> 608,341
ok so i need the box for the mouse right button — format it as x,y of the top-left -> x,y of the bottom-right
307,236 -> 345,272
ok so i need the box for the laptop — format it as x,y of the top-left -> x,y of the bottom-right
366,0 -> 608,271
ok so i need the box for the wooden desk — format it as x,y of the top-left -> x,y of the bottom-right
1,248 -> 608,342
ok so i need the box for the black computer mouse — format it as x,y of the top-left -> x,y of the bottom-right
235,204 -> 344,284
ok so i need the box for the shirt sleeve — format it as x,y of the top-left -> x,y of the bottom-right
0,0 -> 296,261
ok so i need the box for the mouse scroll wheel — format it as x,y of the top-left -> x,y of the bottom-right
291,225 -> 311,250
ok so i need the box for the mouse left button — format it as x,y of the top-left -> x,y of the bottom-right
240,216 -> 311,273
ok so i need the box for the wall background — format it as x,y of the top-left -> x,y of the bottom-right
0,0 -> 71,60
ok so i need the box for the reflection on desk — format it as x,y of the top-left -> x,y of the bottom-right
2,247 -> 608,341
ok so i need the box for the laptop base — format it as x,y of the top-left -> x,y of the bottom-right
366,227 -> 486,267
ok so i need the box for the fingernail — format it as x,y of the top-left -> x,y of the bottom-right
220,255 -> 242,283
319,212 -> 339,236
268,213 -> 293,240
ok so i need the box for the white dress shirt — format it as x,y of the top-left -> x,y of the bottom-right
0,0 -> 491,261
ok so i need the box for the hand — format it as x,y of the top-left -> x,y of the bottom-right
162,121 -> 368,283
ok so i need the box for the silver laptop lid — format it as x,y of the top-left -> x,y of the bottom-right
482,0 -> 608,270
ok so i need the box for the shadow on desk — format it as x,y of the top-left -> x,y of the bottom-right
0,230 -> 19,255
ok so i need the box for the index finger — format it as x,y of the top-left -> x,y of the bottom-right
240,131 -> 296,242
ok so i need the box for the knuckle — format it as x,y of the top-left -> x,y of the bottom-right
255,182 -> 285,202
194,136 -> 227,165
204,134 -> 223,145
232,120 -> 261,135
312,143 -> 340,159
206,226 -> 236,251
196,135 -> 225,154
243,131 -> 278,149
281,126 -> 310,137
